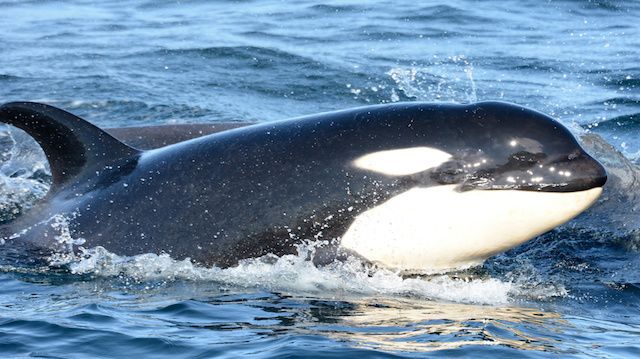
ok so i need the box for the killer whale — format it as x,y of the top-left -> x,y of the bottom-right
0,101 -> 607,272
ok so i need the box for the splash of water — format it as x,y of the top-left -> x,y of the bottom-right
0,127 -> 50,223
50,237 -> 568,306
387,55 -> 478,103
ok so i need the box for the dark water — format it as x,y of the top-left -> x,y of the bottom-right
0,0 -> 639,358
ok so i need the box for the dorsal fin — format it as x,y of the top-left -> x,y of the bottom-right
0,101 -> 139,190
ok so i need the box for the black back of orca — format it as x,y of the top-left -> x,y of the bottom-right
0,101 -> 606,269
106,123 -> 250,150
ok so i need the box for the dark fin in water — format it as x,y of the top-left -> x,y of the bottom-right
0,102 -> 139,190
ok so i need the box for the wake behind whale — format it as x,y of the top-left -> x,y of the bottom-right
0,101 -> 607,273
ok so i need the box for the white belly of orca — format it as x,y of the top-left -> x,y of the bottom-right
340,185 -> 602,272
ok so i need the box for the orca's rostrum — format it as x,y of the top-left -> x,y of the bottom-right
0,101 -> 607,272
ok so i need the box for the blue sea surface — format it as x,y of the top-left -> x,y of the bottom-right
0,0 -> 639,358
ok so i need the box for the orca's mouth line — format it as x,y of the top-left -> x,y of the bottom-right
435,153 -> 608,193
459,175 -> 607,193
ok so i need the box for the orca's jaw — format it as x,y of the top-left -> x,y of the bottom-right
339,185 -> 603,273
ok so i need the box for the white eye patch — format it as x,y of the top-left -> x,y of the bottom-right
353,147 -> 452,176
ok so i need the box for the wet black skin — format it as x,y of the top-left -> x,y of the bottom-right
106,123 -> 249,149
0,101 -> 607,267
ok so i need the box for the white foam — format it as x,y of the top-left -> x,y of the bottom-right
49,240 -> 566,306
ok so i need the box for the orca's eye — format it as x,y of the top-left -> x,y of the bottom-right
505,151 -> 546,169
567,149 -> 581,160
509,151 -> 545,163
459,169 -> 494,191
430,160 -> 464,184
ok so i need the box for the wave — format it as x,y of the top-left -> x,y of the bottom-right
129,45 -> 406,107
596,97 -> 640,106
62,99 -> 212,117
142,46 -> 308,64
589,113 -> 640,131
238,31 -> 328,44
475,55 -> 564,72
0,274 -> 579,356
129,45 -> 373,102
36,31 -> 80,40
32,99 -> 218,127
0,74 -> 20,81
352,25 -> 427,41
593,69 -> 640,90
398,4 -> 493,24
308,4 -> 361,13
560,0 -> 633,12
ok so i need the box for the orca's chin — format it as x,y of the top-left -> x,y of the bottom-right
340,185 -> 603,273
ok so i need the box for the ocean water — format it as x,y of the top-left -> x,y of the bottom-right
0,0 -> 639,358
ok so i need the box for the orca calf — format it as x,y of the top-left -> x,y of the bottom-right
0,101 -> 606,272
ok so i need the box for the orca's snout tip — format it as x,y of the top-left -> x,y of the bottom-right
593,172 -> 607,188
543,154 -> 607,193
580,156 -> 607,190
